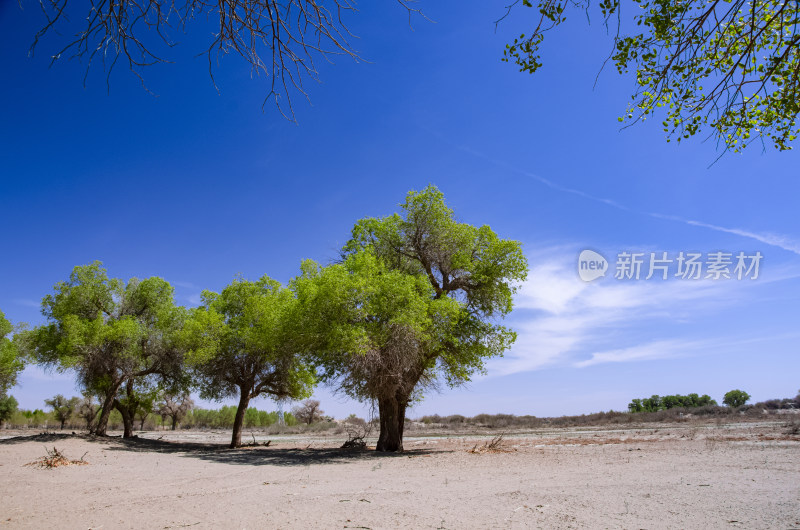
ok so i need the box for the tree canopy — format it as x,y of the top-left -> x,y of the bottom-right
0,310 -> 25,396
503,0 -> 800,151
723,388 -> 751,407
185,275 -> 315,447
25,262 -> 187,436
297,186 -> 528,451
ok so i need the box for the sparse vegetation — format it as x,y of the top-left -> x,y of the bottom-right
469,433 -> 511,454
784,420 -> 800,436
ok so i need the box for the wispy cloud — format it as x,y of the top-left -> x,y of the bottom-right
429,132 -> 800,257
490,247 -> 769,376
574,338 -> 704,368
650,214 -> 800,256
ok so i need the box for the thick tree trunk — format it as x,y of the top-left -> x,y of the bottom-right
94,382 -> 122,436
376,395 -> 405,452
114,399 -> 135,438
60,420 -> 66,430
171,416 -> 177,430
139,416 -> 146,430
230,389 -> 251,448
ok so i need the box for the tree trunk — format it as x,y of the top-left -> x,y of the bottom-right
60,419 -> 66,430
139,416 -> 146,431
171,416 -> 177,430
114,399 -> 135,438
230,389 -> 251,448
94,382 -> 122,436
376,395 -> 405,452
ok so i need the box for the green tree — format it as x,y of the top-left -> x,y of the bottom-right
628,392 -> 717,412
283,412 -> 298,426
0,310 -> 25,396
25,262 -> 187,436
0,395 -> 18,427
297,186 -> 528,451
244,407 -> 260,428
503,0 -> 800,151
45,394 -> 81,429
723,389 -> 751,408
185,276 -> 315,447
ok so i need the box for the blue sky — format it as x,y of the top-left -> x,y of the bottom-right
2,1 -> 798,418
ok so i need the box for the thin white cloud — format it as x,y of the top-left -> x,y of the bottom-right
574,339 -> 702,367
650,214 -> 800,256
429,132 -> 800,257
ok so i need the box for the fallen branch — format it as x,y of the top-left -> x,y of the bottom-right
26,446 -> 89,469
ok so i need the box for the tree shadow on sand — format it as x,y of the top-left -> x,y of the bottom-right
1,432 -> 445,466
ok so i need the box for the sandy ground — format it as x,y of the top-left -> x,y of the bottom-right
1,421 -> 798,529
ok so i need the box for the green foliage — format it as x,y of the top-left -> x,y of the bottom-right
0,310 -> 25,395
185,275 -> 315,403
628,393 -> 716,412
504,0 -> 800,151
244,407 -> 260,428
23,262 -> 187,434
0,395 -> 18,425
283,412 -> 298,426
298,186 -> 527,403
181,406 -> 291,429
723,389 -> 751,408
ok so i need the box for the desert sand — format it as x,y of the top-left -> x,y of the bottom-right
1,421 -> 798,529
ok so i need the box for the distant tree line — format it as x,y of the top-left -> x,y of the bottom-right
0,393 -> 316,431
628,393 -> 717,413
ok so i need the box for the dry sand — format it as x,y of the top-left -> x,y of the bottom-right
1,421 -> 798,529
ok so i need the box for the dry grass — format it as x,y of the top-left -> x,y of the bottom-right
783,420 -> 800,436
469,434 -> 513,454
25,446 -> 89,469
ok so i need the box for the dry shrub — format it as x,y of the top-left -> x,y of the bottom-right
783,420 -> 800,435
469,434 -> 512,454
340,416 -> 371,450
26,446 -> 88,469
